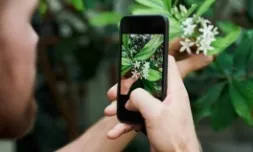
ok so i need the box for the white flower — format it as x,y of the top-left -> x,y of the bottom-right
133,61 -> 141,69
130,49 -> 137,57
142,61 -> 150,79
197,16 -> 211,25
131,70 -> 140,79
180,39 -> 195,54
182,17 -> 194,26
182,17 -> 196,36
213,27 -> 219,35
197,40 -> 214,55
171,6 -> 179,14
183,24 -> 196,36
197,35 -> 216,46
130,34 -> 135,38
199,22 -> 215,38
179,4 -> 188,16
143,61 -> 150,69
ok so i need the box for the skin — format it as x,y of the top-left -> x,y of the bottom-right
0,0 -> 38,139
105,56 -> 200,152
0,0 -> 213,151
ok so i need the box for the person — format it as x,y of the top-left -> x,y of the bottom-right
0,0 -> 213,151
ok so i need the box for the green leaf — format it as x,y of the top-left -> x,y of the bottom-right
163,0 -> 172,11
122,34 -> 129,53
233,80 -> 253,109
193,82 -> 226,123
135,0 -> 164,10
183,4 -> 198,19
143,80 -> 156,93
169,18 -> 183,40
133,35 -> 163,61
233,38 -> 253,75
229,80 -> 253,126
193,82 -> 226,109
214,51 -> 233,75
71,0 -> 85,11
132,8 -> 171,16
122,58 -> 132,66
196,0 -> 216,16
211,91 -> 236,131
121,65 -> 132,76
217,21 -> 240,34
89,12 -> 122,27
208,27 -> 241,55
147,69 -> 162,82
39,0 -> 48,15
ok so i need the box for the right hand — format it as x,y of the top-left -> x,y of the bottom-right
107,56 -> 200,152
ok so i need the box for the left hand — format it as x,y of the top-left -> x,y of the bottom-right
104,38 -> 213,139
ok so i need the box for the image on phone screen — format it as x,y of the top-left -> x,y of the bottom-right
120,34 -> 164,99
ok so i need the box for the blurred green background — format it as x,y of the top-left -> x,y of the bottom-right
1,0 -> 253,151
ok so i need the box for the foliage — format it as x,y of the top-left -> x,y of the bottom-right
121,34 -> 164,97
191,30 -> 253,130
132,0 -> 241,56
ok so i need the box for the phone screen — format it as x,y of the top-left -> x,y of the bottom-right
120,34 -> 164,98
117,15 -> 168,123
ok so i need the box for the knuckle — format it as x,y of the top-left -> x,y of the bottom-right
149,104 -> 166,121
130,88 -> 144,99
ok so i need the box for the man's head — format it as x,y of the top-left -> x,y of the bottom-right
0,0 -> 39,139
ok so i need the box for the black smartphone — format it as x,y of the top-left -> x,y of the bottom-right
117,15 -> 169,124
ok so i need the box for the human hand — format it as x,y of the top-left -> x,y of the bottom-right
105,38 -> 213,139
107,56 -> 200,152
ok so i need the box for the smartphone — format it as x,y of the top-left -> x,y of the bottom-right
117,15 -> 169,124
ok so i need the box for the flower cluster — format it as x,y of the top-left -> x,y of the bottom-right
180,15 -> 219,55
131,61 -> 150,80
171,4 -> 219,55
171,4 -> 189,21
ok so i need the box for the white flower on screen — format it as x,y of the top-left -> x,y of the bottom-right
130,34 -> 135,38
133,61 -> 141,69
131,70 -> 140,79
180,39 -> 195,54
142,61 -> 150,79
143,61 -> 150,69
130,49 -> 137,57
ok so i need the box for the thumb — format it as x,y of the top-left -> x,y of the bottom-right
125,88 -> 162,120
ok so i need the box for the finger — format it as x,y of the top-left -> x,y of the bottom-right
107,84 -> 118,101
107,123 -> 134,140
127,88 -> 161,119
176,54 -> 214,78
104,101 -> 117,117
120,77 -> 138,95
169,38 -> 181,56
167,55 -> 185,93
